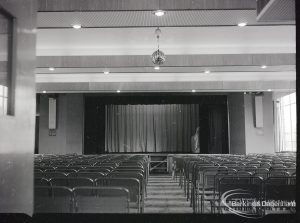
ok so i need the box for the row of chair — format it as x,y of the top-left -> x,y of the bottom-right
34,154 -> 149,213
35,186 -> 131,213
35,176 -> 143,212
170,153 -> 296,215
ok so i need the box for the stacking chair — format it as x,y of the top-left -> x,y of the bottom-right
35,177 -> 51,187
43,172 -> 68,180
34,186 -> 74,213
269,170 -> 289,177
73,186 -> 130,213
38,166 -> 56,172
264,176 -> 296,215
34,169 -> 43,173
68,177 -> 94,188
95,177 -> 142,213
254,168 -> 270,180
49,176 -> 69,186
34,172 -> 45,178
194,166 -> 228,213
109,172 -> 146,199
217,176 -> 264,217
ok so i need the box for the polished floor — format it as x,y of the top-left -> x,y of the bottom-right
144,174 -> 193,213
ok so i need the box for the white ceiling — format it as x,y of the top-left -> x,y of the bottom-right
35,2 -> 296,93
36,26 -> 295,56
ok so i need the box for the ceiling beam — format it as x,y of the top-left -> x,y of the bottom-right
37,54 -> 295,68
38,0 -> 256,12
36,80 -> 295,93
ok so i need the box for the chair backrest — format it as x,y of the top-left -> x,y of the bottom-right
34,172 -> 45,178
68,177 -> 94,188
218,176 -> 263,201
95,177 -> 140,202
47,168 -> 77,173
78,168 -> 111,174
49,177 -> 69,187
34,186 -> 73,213
108,172 -> 144,190
254,168 -> 269,179
68,172 -> 105,179
35,178 -> 51,187
43,172 -> 68,179
269,170 -> 289,177
73,186 -> 129,213
264,177 -> 296,201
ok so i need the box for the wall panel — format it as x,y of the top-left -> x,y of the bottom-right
0,0 -> 37,215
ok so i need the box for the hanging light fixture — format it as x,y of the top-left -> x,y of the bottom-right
151,27 -> 166,66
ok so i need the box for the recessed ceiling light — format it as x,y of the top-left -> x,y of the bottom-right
192,89 -> 196,93
49,67 -> 55,71
72,24 -> 82,29
204,70 -> 210,74
244,92 -> 247,95
238,22 -> 247,27
153,10 -> 165,17
42,90 -> 47,93
116,90 -> 121,93
104,71 -> 110,75
267,89 -> 272,92
154,66 -> 160,70
261,65 -> 267,69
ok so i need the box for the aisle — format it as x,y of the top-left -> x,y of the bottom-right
144,174 -> 193,213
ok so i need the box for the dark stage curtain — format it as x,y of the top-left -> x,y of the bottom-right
208,107 -> 228,154
105,104 -> 199,153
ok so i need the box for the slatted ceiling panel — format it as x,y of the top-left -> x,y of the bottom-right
38,0 -> 159,11
36,80 -> 295,92
38,0 -> 256,11
35,65 -> 296,74
257,0 -> 295,22
158,0 -> 256,10
36,54 -> 296,68
37,10 -> 294,28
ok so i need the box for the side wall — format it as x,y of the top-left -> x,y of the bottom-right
244,92 -> 274,154
38,94 -> 83,154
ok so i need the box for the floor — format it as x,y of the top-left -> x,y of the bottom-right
144,174 -> 193,213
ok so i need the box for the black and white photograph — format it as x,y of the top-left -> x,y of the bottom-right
0,0 -> 297,222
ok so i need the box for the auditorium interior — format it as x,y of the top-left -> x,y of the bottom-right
0,0 -> 297,221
